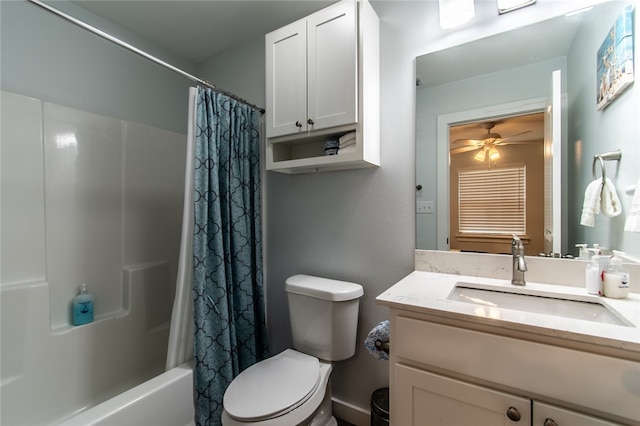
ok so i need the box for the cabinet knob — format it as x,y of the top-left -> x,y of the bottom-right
295,121 -> 303,128
307,118 -> 315,125
506,406 -> 521,422
543,419 -> 558,426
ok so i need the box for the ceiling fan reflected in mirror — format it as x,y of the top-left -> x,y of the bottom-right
450,121 -> 534,162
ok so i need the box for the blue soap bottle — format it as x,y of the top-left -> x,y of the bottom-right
73,283 -> 94,325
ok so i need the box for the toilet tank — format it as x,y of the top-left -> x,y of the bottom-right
285,274 -> 364,361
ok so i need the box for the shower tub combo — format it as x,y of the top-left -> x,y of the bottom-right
57,361 -> 195,426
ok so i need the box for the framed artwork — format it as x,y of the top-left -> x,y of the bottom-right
597,5 -> 634,111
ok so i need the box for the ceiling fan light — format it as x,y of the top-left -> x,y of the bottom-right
484,132 -> 501,142
488,147 -> 502,161
474,149 -> 487,162
439,0 -> 475,29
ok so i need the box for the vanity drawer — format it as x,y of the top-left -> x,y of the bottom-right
394,316 -> 640,423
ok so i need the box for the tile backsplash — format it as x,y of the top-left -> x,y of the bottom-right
415,249 -> 640,292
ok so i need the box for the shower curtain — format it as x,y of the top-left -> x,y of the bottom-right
167,87 -> 198,370
188,86 -> 268,425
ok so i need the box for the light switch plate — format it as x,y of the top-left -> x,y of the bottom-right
417,201 -> 434,214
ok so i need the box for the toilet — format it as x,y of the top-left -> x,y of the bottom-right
221,274 -> 364,426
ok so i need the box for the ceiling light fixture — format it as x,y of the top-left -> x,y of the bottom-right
488,147 -> 502,161
473,146 -> 502,163
497,0 -> 536,15
474,149 -> 487,162
439,0 -> 475,29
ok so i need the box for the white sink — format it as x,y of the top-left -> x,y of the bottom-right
448,282 -> 633,326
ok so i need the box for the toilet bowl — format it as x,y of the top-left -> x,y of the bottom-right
221,350 -> 335,425
221,274 -> 363,426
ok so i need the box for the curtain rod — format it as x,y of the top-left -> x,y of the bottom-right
26,0 -> 266,114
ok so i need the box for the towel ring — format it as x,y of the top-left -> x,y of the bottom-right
592,150 -> 622,182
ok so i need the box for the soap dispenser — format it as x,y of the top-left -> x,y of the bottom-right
575,244 -> 591,260
585,255 -> 608,295
603,255 -> 630,299
73,283 -> 94,325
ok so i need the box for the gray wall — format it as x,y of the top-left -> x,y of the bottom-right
198,15 -> 416,412
0,1 -> 193,133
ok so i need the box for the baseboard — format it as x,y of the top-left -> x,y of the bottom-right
332,397 -> 370,426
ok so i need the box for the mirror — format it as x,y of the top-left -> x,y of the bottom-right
448,112 -> 547,256
416,0 -> 639,258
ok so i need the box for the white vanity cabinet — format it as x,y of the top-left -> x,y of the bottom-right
395,364 -> 620,425
389,311 -> 637,426
533,401 -> 621,426
395,364 -> 531,425
264,0 -> 379,173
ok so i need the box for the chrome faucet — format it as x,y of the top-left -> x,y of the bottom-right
511,235 -> 527,286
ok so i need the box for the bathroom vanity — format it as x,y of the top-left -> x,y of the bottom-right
377,251 -> 640,426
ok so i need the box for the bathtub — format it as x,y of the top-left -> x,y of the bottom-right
56,360 -> 195,426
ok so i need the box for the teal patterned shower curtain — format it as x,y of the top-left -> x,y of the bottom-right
192,87 -> 268,425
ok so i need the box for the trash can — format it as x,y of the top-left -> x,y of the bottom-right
370,387 -> 389,425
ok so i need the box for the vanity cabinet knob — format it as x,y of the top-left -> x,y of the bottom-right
543,418 -> 558,426
295,121 -> 303,128
506,406 -> 521,422
307,118 -> 315,125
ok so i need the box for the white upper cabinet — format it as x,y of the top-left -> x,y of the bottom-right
265,19 -> 307,138
266,1 -> 356,138
265,0 -> 379,173
307,1 -> 357,133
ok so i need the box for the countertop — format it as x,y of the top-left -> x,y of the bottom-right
377,270 -> 640,354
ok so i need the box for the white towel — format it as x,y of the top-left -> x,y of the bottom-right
580,178 -> 622,227
339,131 -> 356,145
601,177 -> 622,217
580,179 -> 601,227
624,176 -> 640,232
338,145 -> 356,155
339,139 -> 355,148
364,320 -> 390,360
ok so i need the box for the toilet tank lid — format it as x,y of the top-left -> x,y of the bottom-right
285,274 -> 364,301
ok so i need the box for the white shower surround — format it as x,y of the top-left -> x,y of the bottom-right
0,91 -> 186,425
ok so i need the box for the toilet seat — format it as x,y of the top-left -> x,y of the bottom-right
223,349 -> 321,422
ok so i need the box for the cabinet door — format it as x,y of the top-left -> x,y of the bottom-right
265,19 -> 307,138
533,401 -> 621,426
307,1 -> 357,132
395,364 -> 531,426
